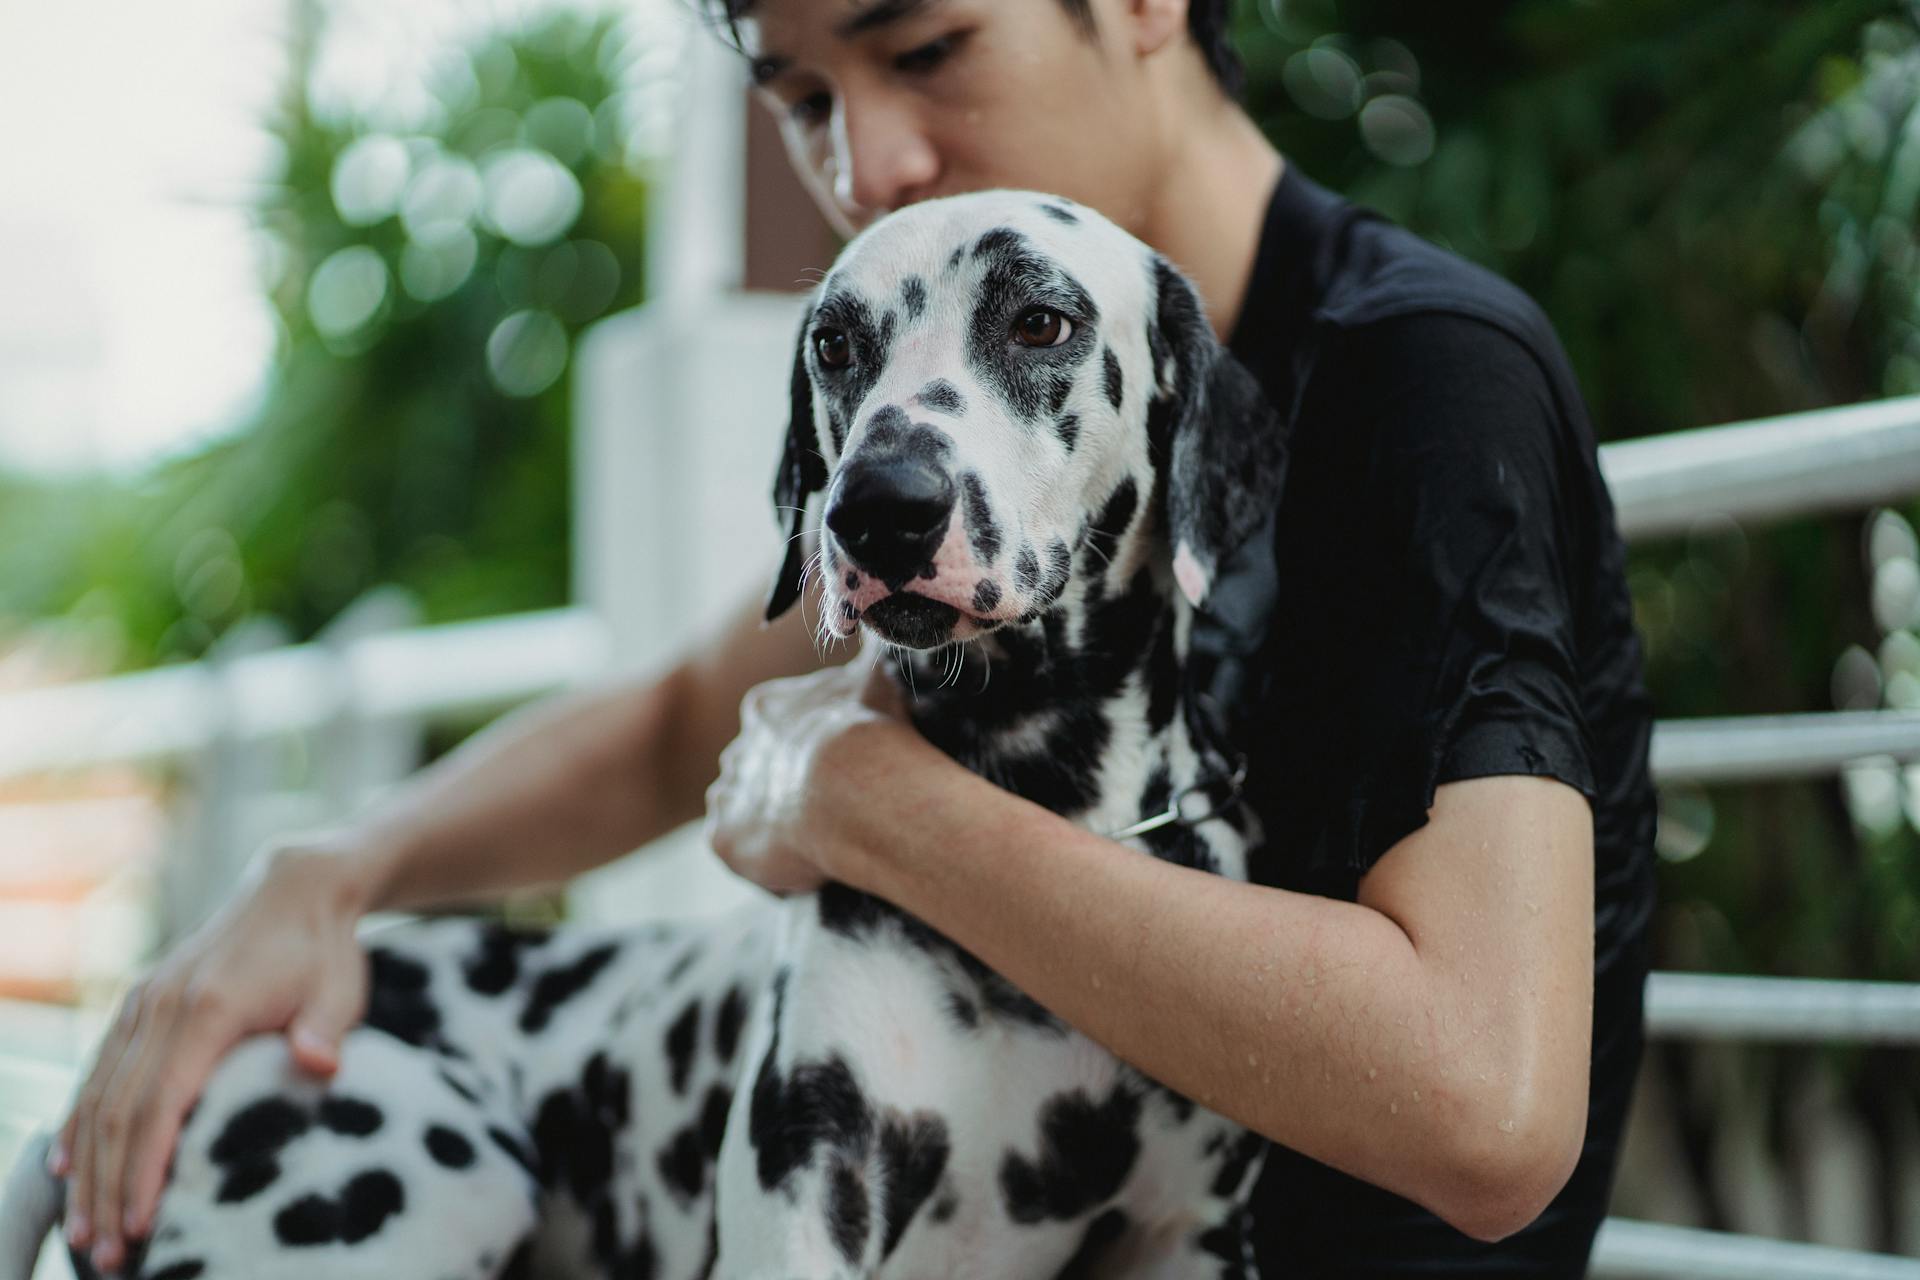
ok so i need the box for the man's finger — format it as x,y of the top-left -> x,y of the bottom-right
288,946 -> 366,1076
122,1026 -> 243,1241
64,994 -> 145,1249
85,985 -> 178,1270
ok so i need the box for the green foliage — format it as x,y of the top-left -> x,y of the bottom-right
1233,1 -> 1920,988
0,7 -> 651,664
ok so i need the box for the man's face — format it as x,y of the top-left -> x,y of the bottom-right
738,0 -> 1164,239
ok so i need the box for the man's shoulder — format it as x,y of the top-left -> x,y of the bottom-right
1313,213 -> 1562,376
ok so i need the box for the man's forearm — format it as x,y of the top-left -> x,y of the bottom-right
826,730 -> 1587,1241
337,670 -> 704,913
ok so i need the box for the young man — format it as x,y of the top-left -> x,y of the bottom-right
56,0 -> 1655,1274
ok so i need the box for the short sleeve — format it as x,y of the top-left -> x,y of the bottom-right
1248,311 -> 1599,884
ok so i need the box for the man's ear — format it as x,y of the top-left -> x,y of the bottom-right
1128,0 -> 1190,59
1147,256 -> 1289,610
766,311 -> 828,621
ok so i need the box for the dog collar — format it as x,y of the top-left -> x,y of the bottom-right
1107,755 -> 1249,842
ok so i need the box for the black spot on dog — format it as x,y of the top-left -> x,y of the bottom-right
751,1050 -> 873,1191
1102,346 -> 1124,410
210,1098 -> 309,1166
208,1097 -> 305,1197
1013,545 -> 1041,593
215,1157 -> 280,1204
944,990 -> 979,1030
972,580 -> 1002,614
919,379 -> 965,414
145,1262 -> 206,1280
500,1239 -> 537,1280
273,1170 -> 404,1246
656,1125 -> 708,1205
1054,1207 -> 1130,1280
425,1124 -> 476,1169
878,1114 -> 950,1258
363,947 -> 443,1050
665,998 -> 701,1095
748,971 -> 879,1192
714,984 -> 747,1063
811,288 -> 895,436
1196,1204 -> 1255,1268
959,470 -> 1000,564
947,246 -> 965,271
973,226 -> 1025,260
998,1084 -> 1142,1223
865,403 -> 911,446
488,1125 -> 540,1181
463,924 -> 550,995
520,943 -> 618,1033
665,944 -> 703,984
532,1051 -> 631,1200
966,228 -> 1100,425
829,1160 -> 871,1263
1211,1130 -> 1266,1197
1040,202 -> 1080,224
930,1192 -> 959,1222
1036,538 -> 1073,608
700,1083 -> 733,1155
845,570 -> 860,590
437,1068 -> 481,1105
317,1096 -> 382,1138
901,275 -> 927,319
1056,412 -> 1080,451
1087,477 -> 1138,558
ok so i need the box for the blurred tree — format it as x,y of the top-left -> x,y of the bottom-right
0,4 -> 653,662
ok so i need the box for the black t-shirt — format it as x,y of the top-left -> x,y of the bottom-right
1206,164 -> 1659,1275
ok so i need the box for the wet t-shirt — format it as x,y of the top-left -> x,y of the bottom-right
1206,163 -> 1658,1276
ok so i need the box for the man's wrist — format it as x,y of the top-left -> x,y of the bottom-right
257,827 -> 403,918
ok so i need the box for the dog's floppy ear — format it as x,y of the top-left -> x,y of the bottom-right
766,311 -> 829,621
1147,256 -> 1289,611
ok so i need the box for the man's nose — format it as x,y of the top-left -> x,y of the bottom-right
825,455 -> 956,585
830,93 -> 940,220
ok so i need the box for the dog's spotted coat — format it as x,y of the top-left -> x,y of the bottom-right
5,191 -> 1290,1280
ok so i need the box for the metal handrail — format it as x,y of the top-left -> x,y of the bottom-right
1603,393 -> 1920,540
1650,711 -> 1920,783
0,607 -> 612,780
1644,972 -> 1920,1044
1591,1219 -> 1920,1279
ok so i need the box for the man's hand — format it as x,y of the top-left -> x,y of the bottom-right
704,660 -> 912,895
54,843 -> 372,1274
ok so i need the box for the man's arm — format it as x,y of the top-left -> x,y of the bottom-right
821,731 -> 1594,1243
351,592 -> 846,911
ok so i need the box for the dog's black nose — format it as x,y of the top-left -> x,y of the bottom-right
826,458 -> 956,583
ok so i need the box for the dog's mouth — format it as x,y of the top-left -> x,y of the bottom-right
861,593 -> 963,649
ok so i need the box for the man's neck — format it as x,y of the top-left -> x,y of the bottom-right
1137,103 -> 1284,343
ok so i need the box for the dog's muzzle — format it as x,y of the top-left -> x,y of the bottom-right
825,457 -> 955,586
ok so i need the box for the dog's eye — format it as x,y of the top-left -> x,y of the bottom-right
815,329 -> 852,369
1013,308 -> 1070,348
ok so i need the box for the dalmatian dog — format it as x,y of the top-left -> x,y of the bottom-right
1,188 -> 1289,1280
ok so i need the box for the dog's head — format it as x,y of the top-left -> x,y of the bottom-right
767,191 -> 1286,651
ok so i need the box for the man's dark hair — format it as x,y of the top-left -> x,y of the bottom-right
697,0 -> 1244,100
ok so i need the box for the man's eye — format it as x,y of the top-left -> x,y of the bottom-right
789,91 -> 832,126
1013,308 -> 1071,348
894,32 -> 964,75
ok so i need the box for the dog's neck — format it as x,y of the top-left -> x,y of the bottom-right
883,526 -> 1222,848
